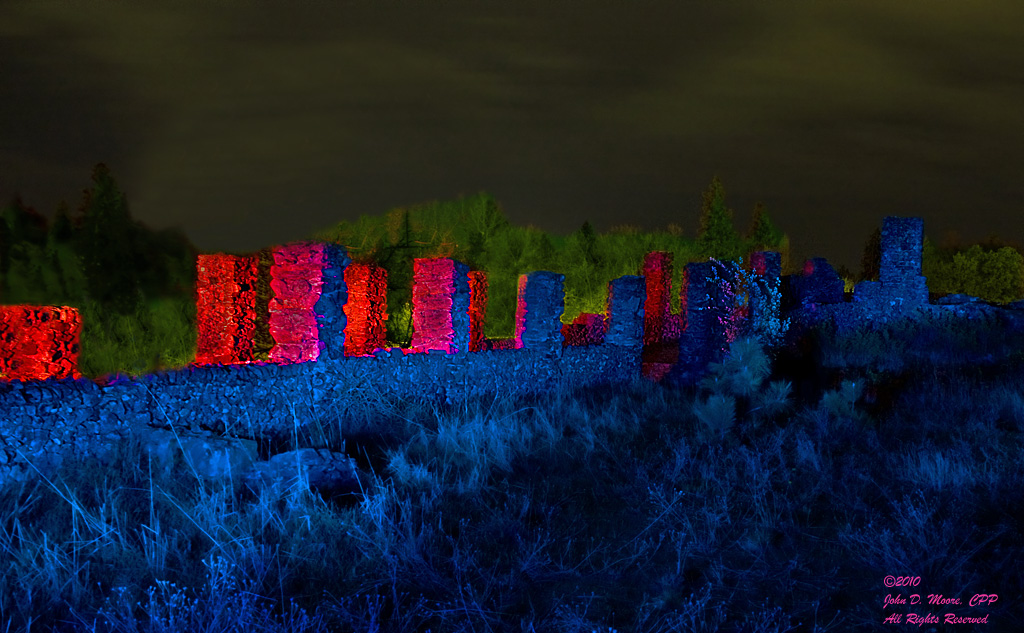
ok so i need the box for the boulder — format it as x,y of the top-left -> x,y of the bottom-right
241,448 -> 364,503
127,427 -> 366,506
131,426 -> 259,485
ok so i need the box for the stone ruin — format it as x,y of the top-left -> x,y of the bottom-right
4,215 -> 1024,500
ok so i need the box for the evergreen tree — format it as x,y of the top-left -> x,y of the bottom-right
696,176 -> 742,261
1,198 -> 50,300
1,197 -> 49,247
127,226 -> 174,303
50,200 -> 76,243
576,221 -> 599,266
777,234 -> 793,275
0,216 -> 10,296
859,227 -> 881,282
524,228 -> 557,271
744,201 -> 783,254
73,163 -> 143,316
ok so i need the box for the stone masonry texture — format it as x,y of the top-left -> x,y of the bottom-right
6,216 -> 1023,490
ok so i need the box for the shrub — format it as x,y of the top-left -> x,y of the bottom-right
692,393 -> 736,442
698,335 -> 771,398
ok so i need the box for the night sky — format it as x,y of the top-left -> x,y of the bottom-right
2,0 -> 1022,272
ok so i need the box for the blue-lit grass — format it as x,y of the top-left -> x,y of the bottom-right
1,332 -> 1023,631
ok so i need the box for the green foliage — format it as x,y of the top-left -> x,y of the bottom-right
777,234 -> 794,275
696,176 -> 743,262
692,393 -> 736,441
253,247 -> 276,361
0,164 -> 201,377
1,198 -> 50,298
308,194 -> 708,339
311,192 -> 525,340
922,236 -> 957,294
2,174 -> 800,375
744,201 -> 784,255
694,335 -> 792,439
699,335 -> 772,398
50,200 -> 75,243
75,296 -> 196,379
816,380 -> 867,427
979,247 -> 1024,303
73,163 -> 145,316
926,237 -> 1021,302
0,220 -> 9,292
834,264 -> 857,293
0,197 -> 49,247
923,239 -> 1024,304
952,245 -> 1024,304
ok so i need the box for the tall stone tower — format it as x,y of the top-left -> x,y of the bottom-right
854,216 -> 929,307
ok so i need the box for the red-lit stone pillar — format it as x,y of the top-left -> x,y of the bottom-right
343,263 -> 388,357
195,254 -> 258,365
642,251 -> 672,345
0,305 -> 82,381
468,270 -> 488,352
411,258 -> 471,354
268,242 -> 334,364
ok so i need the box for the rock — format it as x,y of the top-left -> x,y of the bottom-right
131,426 -> 258,486
127,426 -> 367,506
241,448 -> 364,503
935,294 -> 980,305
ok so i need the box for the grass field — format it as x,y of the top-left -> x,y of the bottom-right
1,317 -> 1022,632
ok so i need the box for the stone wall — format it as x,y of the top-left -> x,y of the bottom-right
11,214 -> 1013,488
779,216 -> 933,336
0,249 -> 645,486
786,258 -> 844,310
0,344 -> 642,486
268,243 -> 332,364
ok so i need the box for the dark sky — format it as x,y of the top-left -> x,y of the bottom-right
2,0 -> 1022,272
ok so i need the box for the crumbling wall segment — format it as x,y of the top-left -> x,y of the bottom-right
642,252 -> 672,345
561,313 -> 606,347
0,306 -> 82,381
411,258 -> 471,354
605,275 -> 646,349
343,262 -> 386,357
268,242 -> 330,364
195,254 -> 258,365
468,271 -> 488,352
514,271 -> 565,354
6,217 -> 984,487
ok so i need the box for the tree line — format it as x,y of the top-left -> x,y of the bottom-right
2,164 -> 1022,378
